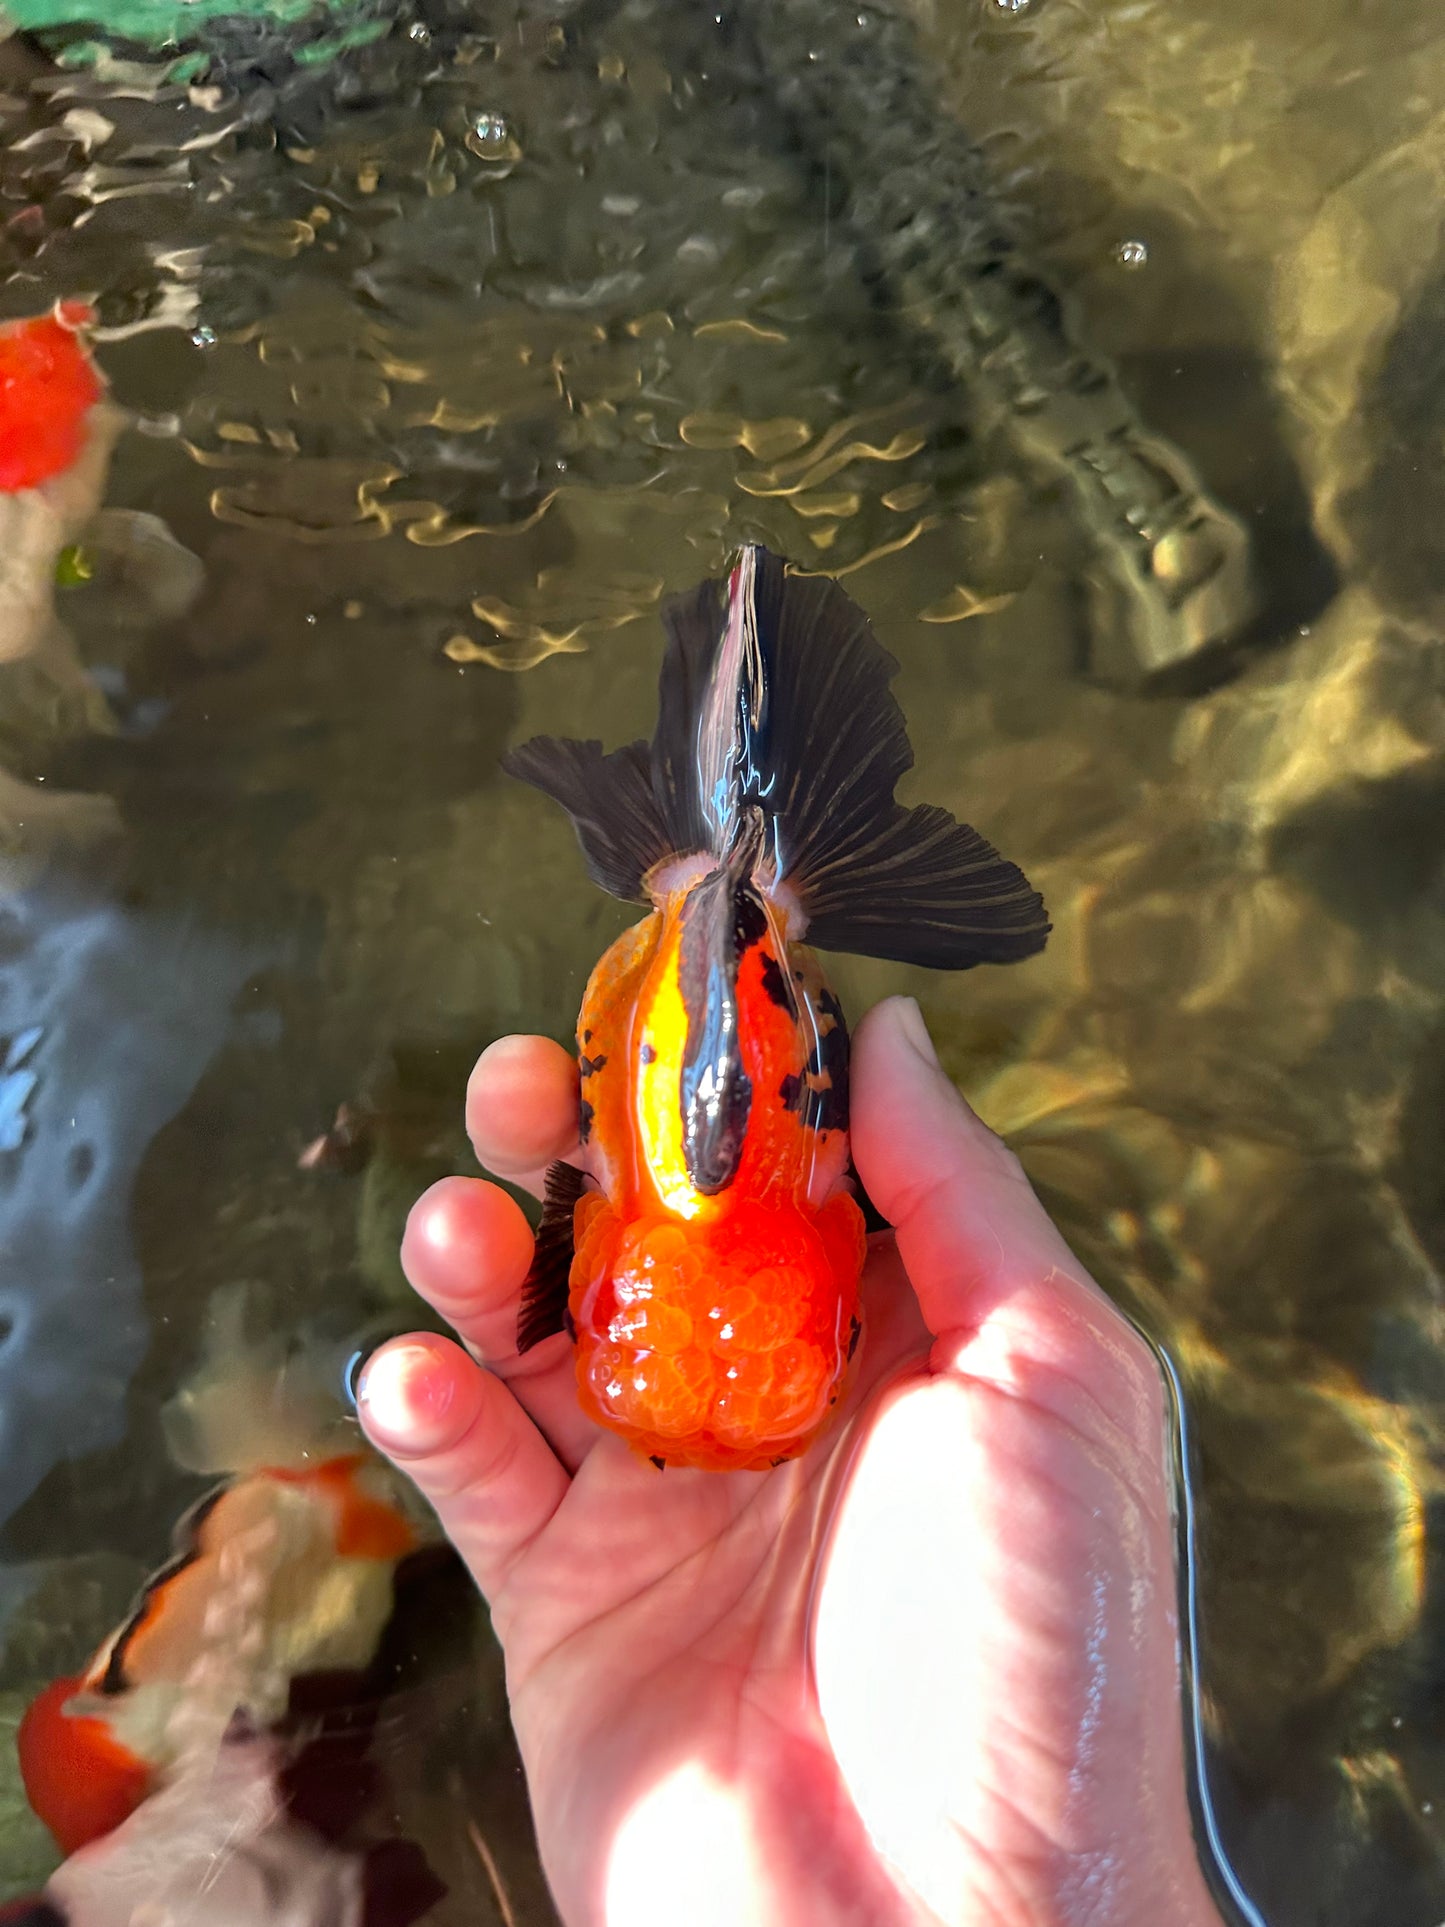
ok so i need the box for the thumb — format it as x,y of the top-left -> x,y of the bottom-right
850,999 -> 1160,1441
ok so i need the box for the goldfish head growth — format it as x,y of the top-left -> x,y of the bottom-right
0,305 -> 102,494
571,1188 -> 864,1470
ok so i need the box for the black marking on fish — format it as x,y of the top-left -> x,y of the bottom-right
759,951 -> 792,1011
639,1042 -> 657,1065
518,1161 -> 586,1352
801,989 -> 851,1135
102,1482 -> 231,1695
579,1052 -> 607,1079
583,1028 -> 593,1044
851,1164 -> 891,1234
734,886 -> 769,951
779,1071 -> 804,1113
847,1314 -> 862,1361
649,1454 -> 666,1471
578,1098 -> 595,1145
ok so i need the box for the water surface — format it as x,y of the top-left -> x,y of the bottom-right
2,1 -> 1444,1920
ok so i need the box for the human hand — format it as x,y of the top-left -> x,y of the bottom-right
357,997 -> 1225,1927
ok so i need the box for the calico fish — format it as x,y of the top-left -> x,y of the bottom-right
17,1453 -> 417,1858
504,544 -> 1048,1471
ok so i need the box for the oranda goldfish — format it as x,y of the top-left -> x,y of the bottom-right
504,544 -> 1048,1472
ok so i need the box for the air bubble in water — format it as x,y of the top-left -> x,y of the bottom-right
992,0 -> 1032,14
190,324 -> 216,348
1115,238 -> 1149,270
466,112 -> 522,164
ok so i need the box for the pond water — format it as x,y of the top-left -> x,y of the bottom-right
1,0 -> 1443,1920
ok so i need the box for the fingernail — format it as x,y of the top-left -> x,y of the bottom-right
341,1329 -> 393,1412
357,1338 -> 477,1458
891,996 -> 940,1068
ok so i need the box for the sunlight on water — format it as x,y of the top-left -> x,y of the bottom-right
1,0 -> 1444,1919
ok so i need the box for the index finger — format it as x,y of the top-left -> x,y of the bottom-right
465,1034 -> 581,1195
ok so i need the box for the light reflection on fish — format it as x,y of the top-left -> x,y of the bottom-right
505,544 -> 1049,1471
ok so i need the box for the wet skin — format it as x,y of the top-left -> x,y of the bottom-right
358,997 -> 1226,1927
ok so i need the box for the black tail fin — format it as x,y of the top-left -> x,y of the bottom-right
502,545 -> 1049,971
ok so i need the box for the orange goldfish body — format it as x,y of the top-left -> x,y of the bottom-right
0,304 -> 101,494
505,545 -> 1049,1471
17,1453 -> 417,1858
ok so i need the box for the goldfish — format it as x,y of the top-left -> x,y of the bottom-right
15,1293 -> 431,1864
0,304 -> 101,496
16,1452 -> 419,1859
28,1727 -> 444,1927
504,543 -> 1048,1471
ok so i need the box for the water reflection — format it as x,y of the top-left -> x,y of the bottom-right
0,885 -> 253,1529
0,0 -> 1442,1920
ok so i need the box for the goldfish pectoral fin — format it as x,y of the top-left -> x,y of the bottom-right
517,1161 -> 587,1353
501,736 -> 672,904
801,802 -> 1049,970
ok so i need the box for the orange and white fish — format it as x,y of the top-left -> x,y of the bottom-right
16,1452 -> 419,1859
504,543 -> 1049,1471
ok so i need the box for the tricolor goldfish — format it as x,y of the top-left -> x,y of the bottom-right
16,1292 -> 431,1862
16,1452 -> 419,1859
504,543 -> 1048,1471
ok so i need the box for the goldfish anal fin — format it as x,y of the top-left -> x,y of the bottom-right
517,1161 -> 587,1353
501,737 -> 672,905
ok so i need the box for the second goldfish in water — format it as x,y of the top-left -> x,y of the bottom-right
505,545 -> 1048,1472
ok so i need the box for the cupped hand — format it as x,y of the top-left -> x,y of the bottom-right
357,998 -> 1224,1927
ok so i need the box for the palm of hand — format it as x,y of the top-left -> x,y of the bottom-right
492,1240 -> 928,1927
359,1002 -> 1218,1927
